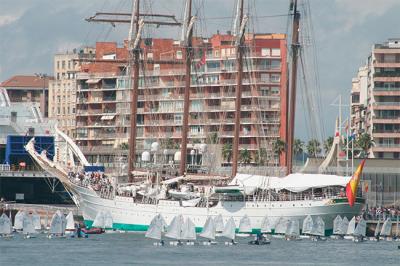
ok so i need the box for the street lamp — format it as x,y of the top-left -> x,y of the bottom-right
35,73 -> 48,117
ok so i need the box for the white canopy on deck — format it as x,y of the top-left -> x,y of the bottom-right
230,173 -> 351,194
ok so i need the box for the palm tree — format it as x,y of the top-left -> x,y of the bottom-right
356,133 -> 374,158
307,139 -> 321,157
254,148 -> 267,166
293,139 -> 304,156
239,149 -> 251,165
119,142 -> 129,150
222,143 -> 232,163
273,139 -> 285,166
323,136 -> 334,154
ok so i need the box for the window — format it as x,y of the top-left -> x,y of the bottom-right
270,74 -> 281,83
271,48 -> 281,56
147,53 -> 153,59
176,50 -> 183,60
261,48 -> 270,56
57,61 -> 60,69
68,60 -> 71,69
62,61 -> 65,69
214,50 -> 220,57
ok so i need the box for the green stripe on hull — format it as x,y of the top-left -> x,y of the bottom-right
84,220 -> 334,236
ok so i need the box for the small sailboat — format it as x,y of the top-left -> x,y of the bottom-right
260,215 -> 273,241
273,217 -> 289,238
214,214 -> 224,234
181,217 -> 196,245
344,216 -> 356,240
380,218 -> 392,241
48,212 -> 64,238
237,214 -> 252,237
200,217 -> 216,245
165,214 -> 184,246
331,215 -> 342,239
146,214 -> 166,246
65,211 -> 75,236
23,214 -> 36,239
285,220 -> 301,241
370,218 -> 381,241
395,216 -> 400,241
87,211 -> 106,234
340,217 -> 349,236
32,212 -> 41,232
353,218 -> 366,243
0,213 -> 13,238
310,216 -> 326,241
104,211 -> 114,232
301,215 -> 313,239
13,210 -> 25,231
221,217 -> 237,245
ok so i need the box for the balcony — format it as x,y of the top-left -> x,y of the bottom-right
373,102 -> 400,110
372,144 -> 400,152
374,87 -> 400,96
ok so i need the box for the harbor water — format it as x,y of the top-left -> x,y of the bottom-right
0,233 -> 398,265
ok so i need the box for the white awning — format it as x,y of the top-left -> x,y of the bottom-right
86,79 -> 101,84
100,115 -> 115,120
230,173 -> 351,193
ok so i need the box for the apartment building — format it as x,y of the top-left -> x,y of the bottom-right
0,75 -> 50,117
75,33 -> 288,167
351,38 -> 400,159
350,66 -> 368,134
48,47 -> 95,137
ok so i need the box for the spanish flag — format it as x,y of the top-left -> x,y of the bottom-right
346,159 -> 366,207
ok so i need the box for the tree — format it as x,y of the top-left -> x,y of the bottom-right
307,139 -> 321,157
207,132 -> 219,144
273,139 -> 285,166
254,148 -> 267,166
119,142 -> 129,150
356,133 -> 374,158
323,136 -> 334,154
293,139 -> 304,156
239,149 -> 251,165
222,143 -> 232,163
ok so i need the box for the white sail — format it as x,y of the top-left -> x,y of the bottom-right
200,217 -> 216,240
65,211 -> 75,231
302,215 -> 313,235
214,214 -> 224,232
275,217 -> 289,234
182,217 -> 196,240
238,214 -> 252,233
221,217 -> 236,240
32,212 -> 41,231
354,218 -> 366,237
346,216 -> 356,235
260,215 -> 272,233
374,219 -> 381,237
311,216 -> 325,236
165,214 -> 184,240
380,218 -> 392,237
286,220 -> 300,237
146,214 -> 164,240
332,215 -> 342,235
23,214 -> 36,235
14,210 -> 25,230
340,217 -> 349,235
104,211 -> 113,229
0,213 -> 12,235
50,213 -> 63,235
92,211 -> 105,228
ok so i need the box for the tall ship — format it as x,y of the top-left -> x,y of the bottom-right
25,0 -> 364,234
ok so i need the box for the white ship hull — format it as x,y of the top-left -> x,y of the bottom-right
71,183 -> 363,234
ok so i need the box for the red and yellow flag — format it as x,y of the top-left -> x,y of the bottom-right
346,159 -> 366,207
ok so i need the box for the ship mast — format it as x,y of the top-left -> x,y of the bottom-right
286,0 -> 300,175
128,0 -> 141,181
179,0 -> 195,176
231,0 -> 248,177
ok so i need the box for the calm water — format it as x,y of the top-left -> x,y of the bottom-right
0,233 -> 398,266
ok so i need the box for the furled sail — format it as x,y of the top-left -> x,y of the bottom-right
311,216 -> 325,236
340,217 -> 349,235
32,212 -> 41,231
200,217 -> 216,240
221,217 -> 236,240
238,214 -> 252,233
332,215 -> 342,235
380,218 -> 392,237
23,214 -> 36,235
346,217 -> 356,235
302,215 -> 313,235
354,218 -> 366,237
0,213 -> 12,235
92,211 -> 105,228
14,210 -> 25,230
260,215 -> 272,233
182,217 -> 196,240
275,217 -> 289,235
214,214 -> 224,232
165,214 -> 184,240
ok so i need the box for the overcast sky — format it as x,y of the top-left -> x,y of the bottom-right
1,0 -> 399,141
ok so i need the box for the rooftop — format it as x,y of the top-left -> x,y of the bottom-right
0,75 -> 53,89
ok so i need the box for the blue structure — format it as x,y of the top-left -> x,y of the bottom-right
84,165 -> 105,173
4,135 -> 54,165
